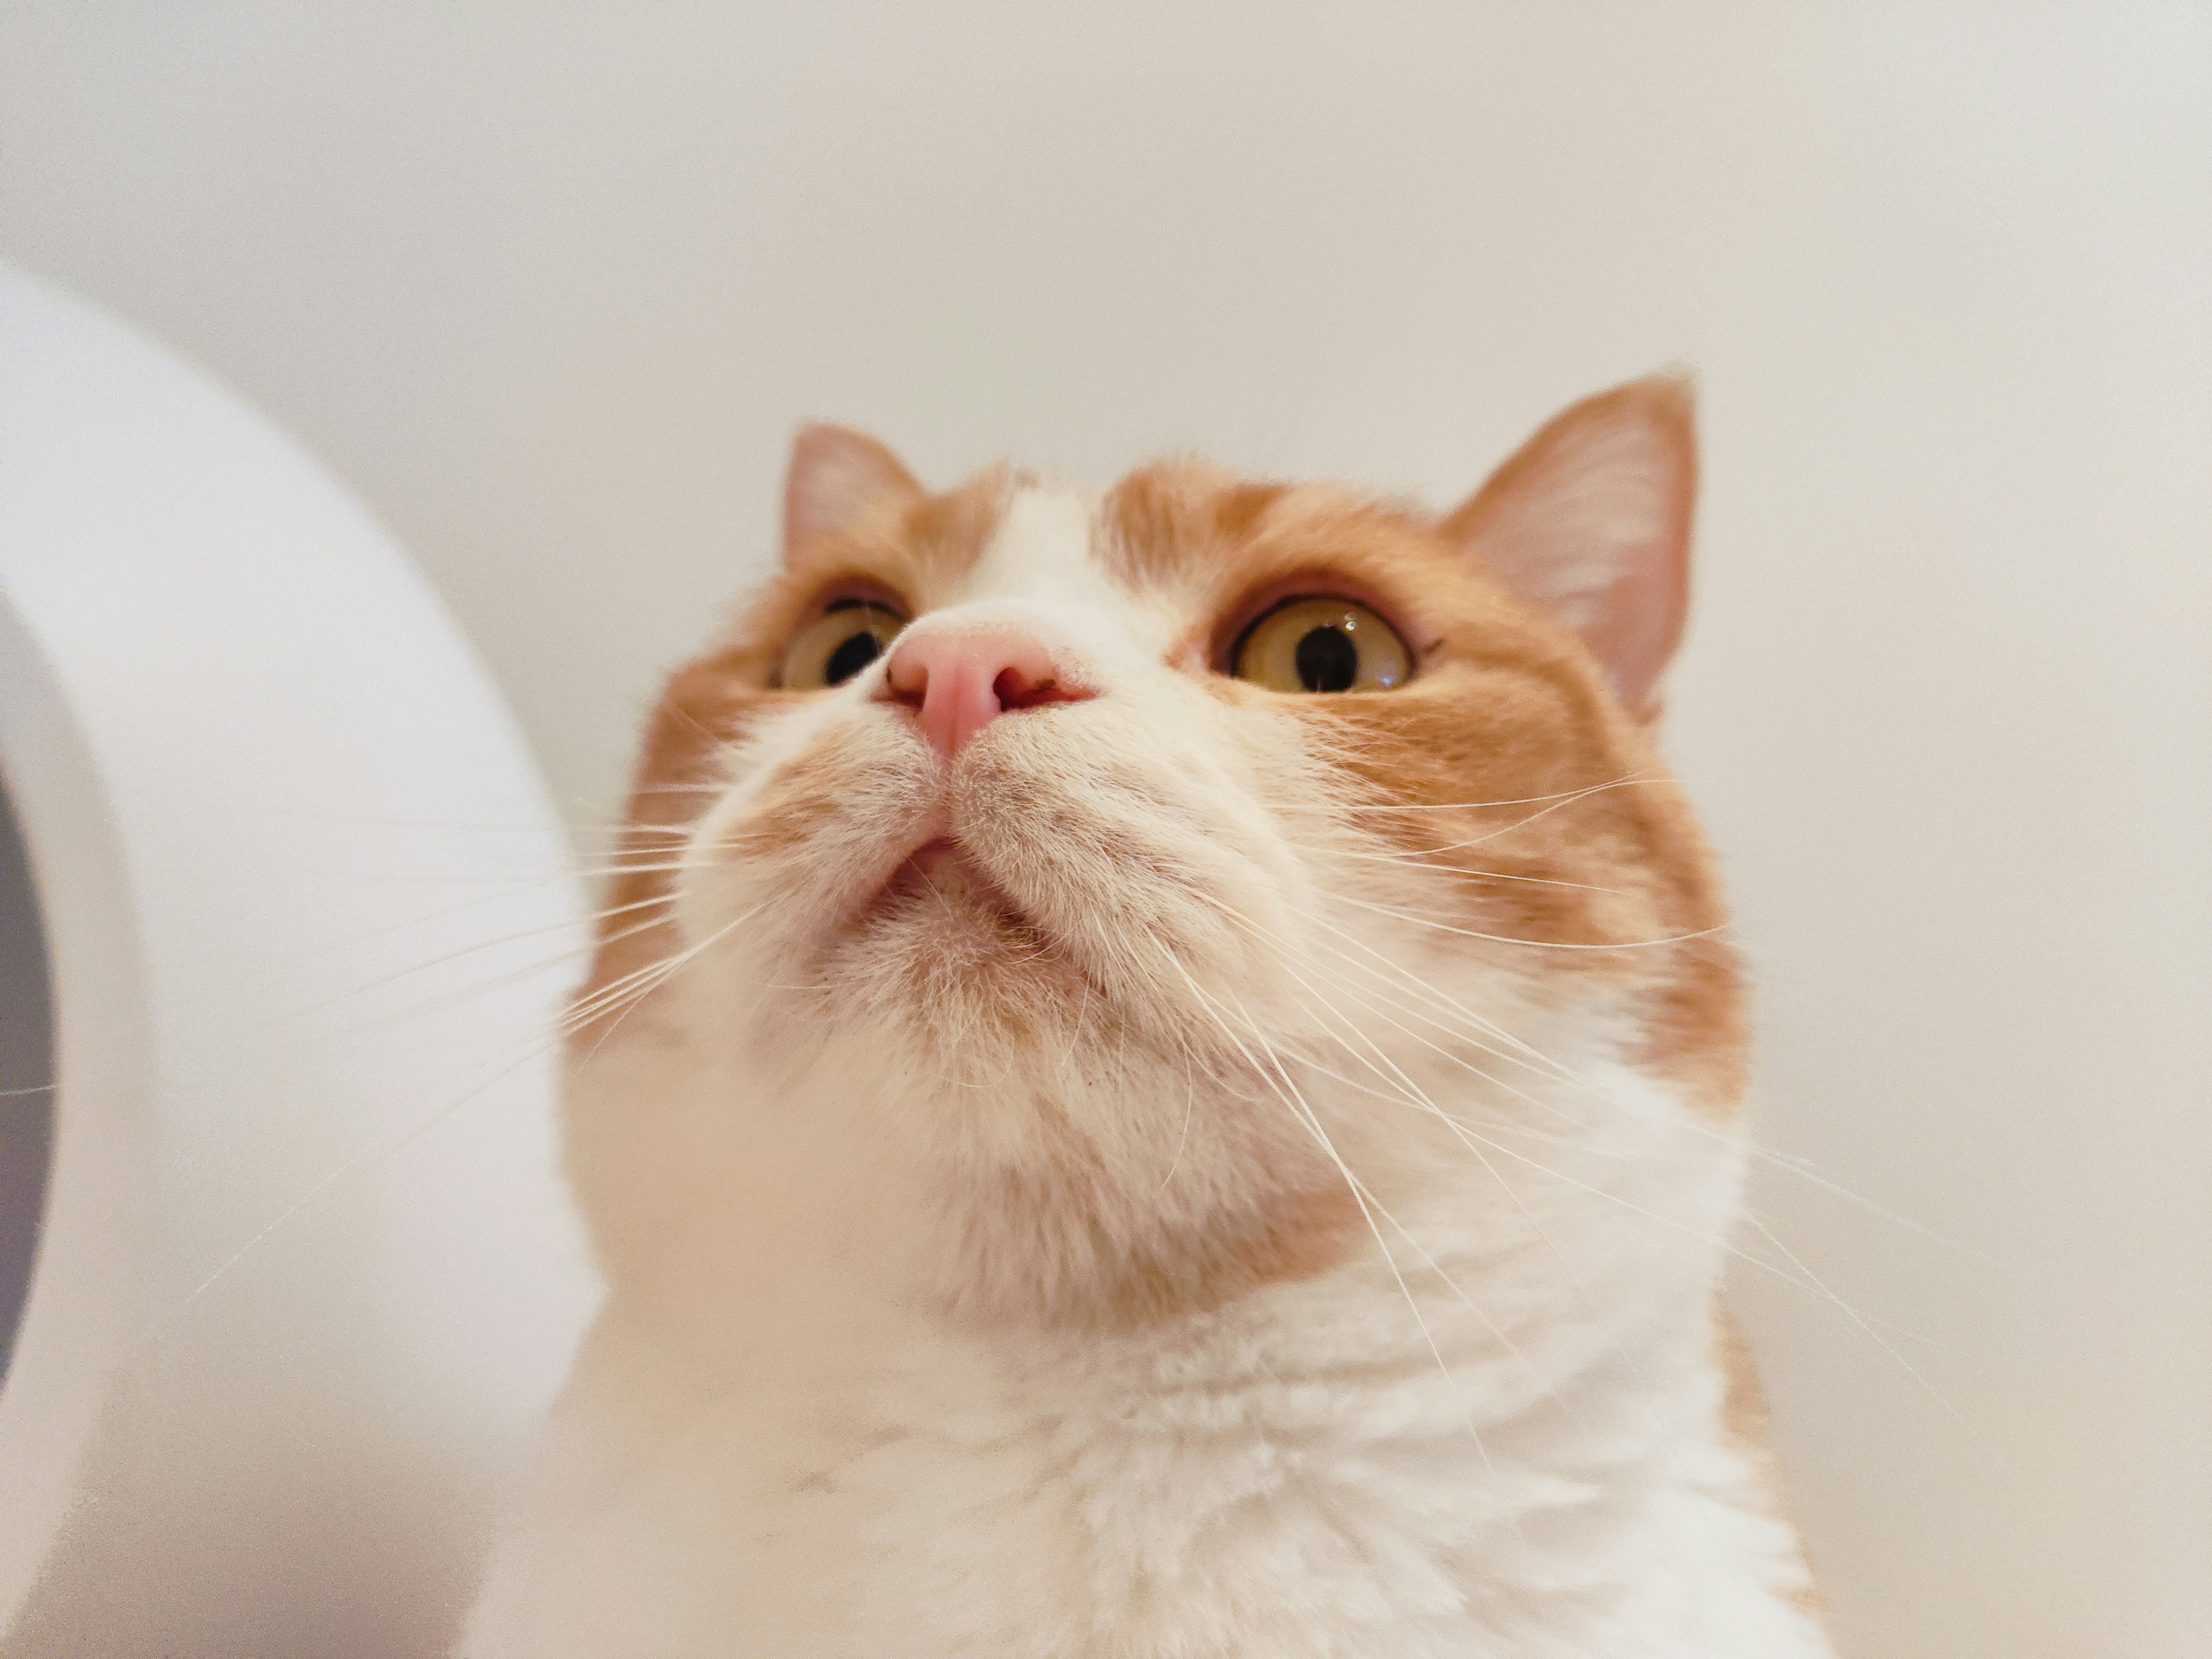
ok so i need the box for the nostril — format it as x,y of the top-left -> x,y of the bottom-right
992,665 -> 1089,712
885,647 -> 930,707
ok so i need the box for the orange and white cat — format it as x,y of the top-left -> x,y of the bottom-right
461,376 -> 1830,1657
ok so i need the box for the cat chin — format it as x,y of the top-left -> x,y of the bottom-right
819,862 -> 1098,1052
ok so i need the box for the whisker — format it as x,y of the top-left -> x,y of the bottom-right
1331,774 -> 1664,813
1273,986 -> 1567,1401
127,970 -> 604,1354
1289,843 -> 1627,894
1283,895 -> 2003,1266
1738,1210 -> 1998,1464
293,894 -> 671,1019
1332,893 -> 1731,952
1155,944 -> 1499,1474
1157,1044 -> 1198,1191
569,904 -> 759,1060
1189,889 -> 1574,1089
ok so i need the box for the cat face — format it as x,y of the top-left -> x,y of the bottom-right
569,377 -> 1742,1329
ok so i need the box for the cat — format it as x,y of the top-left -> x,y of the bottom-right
459,374 -> 1832,1657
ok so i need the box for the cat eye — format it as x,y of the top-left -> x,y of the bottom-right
1229,596 -> 1412,694
782,599 -> 907,689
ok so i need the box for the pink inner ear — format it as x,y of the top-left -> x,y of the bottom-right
782,424 -> 925,560
1441,375 -> 1698,719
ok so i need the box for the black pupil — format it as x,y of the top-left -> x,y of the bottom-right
824,629 -> 882,685
1294,624 -> 1359,693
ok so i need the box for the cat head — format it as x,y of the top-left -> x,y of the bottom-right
567,375 -> 1743,1331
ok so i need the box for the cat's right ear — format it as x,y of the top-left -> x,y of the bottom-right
782,424 -> 925,562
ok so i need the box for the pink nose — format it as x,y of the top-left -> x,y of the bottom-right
884,621 -> 1090,756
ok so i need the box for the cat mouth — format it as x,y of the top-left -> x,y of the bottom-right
881,835 -> 1032,930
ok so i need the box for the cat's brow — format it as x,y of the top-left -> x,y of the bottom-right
1096,461 -> 1283,589
785,463 -> 1015,605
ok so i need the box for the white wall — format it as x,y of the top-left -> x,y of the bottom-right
5,5 -> 2206,1655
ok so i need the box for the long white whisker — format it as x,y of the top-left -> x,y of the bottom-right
1331,774 -> 1662,813
1288,840 -> 1626,893
1739,1210 -> 1997,1463
1332,892 -> 1730,952
1154,944 -> 1499,1475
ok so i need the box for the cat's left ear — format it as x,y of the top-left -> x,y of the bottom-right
782,423 -> 925,562
1441,373 -> 1696,721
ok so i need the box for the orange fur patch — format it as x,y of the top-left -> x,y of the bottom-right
1103,463 -> 1746,1115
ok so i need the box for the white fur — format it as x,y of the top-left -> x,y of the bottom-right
461,484 -> 1830,1657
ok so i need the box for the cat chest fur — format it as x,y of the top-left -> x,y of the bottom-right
469,1178 -> 1825,1658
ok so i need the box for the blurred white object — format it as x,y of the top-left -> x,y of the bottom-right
0,267 -> 596,1655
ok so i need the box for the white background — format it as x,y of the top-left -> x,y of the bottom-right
4,5 -> 2206,1655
